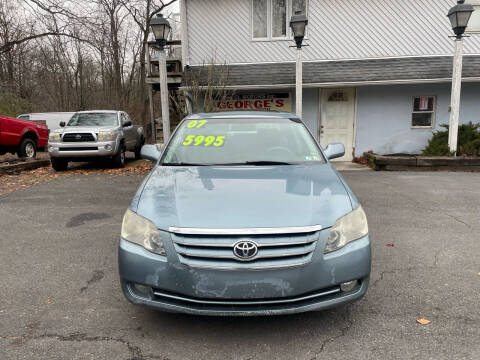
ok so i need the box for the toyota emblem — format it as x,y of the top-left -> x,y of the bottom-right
233,241 -> 258,261
75,134 -> 82,140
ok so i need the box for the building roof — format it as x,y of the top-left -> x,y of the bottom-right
184,55 -> 480,88
186,111 -> 296,119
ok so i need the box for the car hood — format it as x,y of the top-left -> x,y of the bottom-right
135,164 -> 353,231
56,126 -> 117,133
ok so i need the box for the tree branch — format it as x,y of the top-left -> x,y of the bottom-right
0,32 -> 94,53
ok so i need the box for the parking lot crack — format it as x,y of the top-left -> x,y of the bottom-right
4,332 -> 145,359
370,267 -> 417,289
80,270 -> 104,293
310,305 -> 354,359
445,214 -> 472,229
375,181 -> 475,230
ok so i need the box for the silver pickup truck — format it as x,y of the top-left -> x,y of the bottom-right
47,110 -> 144,171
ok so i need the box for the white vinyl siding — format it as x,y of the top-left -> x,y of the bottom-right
186,0 -> 480,66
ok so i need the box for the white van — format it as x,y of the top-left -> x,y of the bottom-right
17,112 -> 75,131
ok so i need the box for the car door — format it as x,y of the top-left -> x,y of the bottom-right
121,113 -> 135,150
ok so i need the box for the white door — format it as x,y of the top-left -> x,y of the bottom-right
320,88 -> 356,162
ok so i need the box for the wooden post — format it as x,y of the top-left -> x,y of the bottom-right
296,48 -> 303,119
158,49 -> 170,143
148,84 -> 155,143
146,43 -> 156,143
449,38 -> 464,155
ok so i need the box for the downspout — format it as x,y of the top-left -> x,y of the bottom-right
180,0 -> 190,69
180,0 -> 193,114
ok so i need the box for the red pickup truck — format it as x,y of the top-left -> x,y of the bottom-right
0,115 -> 48,159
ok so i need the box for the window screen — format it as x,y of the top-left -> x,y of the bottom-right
412,97 -> 435,127
253,0 -> 268,38
466,1 -> 480,33
272,0 -> 287,37
292,0 -> 306,15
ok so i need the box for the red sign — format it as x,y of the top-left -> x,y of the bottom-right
215,93 -> 292,112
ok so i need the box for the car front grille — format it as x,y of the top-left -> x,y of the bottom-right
59,147 -> 98,151
170,231 -> 319,270
62,133 -> 95,142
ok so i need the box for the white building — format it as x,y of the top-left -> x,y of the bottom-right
179,0 -> 480,160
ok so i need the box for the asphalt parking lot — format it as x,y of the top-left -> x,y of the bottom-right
0,170 -> 479,360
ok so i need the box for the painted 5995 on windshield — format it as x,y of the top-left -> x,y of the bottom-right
182,135 -> 226,147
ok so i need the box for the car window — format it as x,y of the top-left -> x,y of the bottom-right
67,113 -> 118,127
161,117 -> 325,165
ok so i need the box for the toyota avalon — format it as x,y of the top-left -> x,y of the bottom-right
119,111 -> 371,316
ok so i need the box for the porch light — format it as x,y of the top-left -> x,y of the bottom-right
150,14 -> 172,49
448,0 -> 475,39
290,11 -> 308,49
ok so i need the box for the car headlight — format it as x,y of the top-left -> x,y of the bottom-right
98,131 -> 115,141
49,133 -> 61,142
121,209 -> 167,256
324,205 -> 368,253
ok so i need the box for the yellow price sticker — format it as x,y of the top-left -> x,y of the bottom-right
182,135 -> 225,147
186,120 -> 208,128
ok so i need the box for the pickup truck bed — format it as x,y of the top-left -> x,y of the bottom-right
0,115 -> 48,159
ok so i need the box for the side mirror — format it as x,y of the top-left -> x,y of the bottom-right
59,121 -> 66,127
140,144 -> 162,162
123,120 -> 132,127
324,143 -> 345,160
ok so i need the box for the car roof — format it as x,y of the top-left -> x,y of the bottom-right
185,111 -> 297,120
75,110 -> 120,114
18,112 -> 75,115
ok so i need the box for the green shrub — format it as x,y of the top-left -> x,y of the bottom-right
423,122 -> 480,156
0,93 -> 33,118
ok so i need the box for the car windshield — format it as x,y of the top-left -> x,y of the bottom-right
161,117 -> 325,165
67,113 -> 118,127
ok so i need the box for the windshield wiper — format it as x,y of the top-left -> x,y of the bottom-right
241,161 -> 294,166
163,161 -> 294,166
162,162 -> 210,166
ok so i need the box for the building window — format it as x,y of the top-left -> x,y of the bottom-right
412,96 -> 435,128
252,0 -> 308,40
253,0 -> 268,38
466,1 -> 480,33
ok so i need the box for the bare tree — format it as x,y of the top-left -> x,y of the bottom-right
0,0 -> 179,132
171,58 -> 234,125
122,0 -> 177,139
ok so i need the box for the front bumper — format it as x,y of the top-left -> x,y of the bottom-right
48,140 -> 118,158
118,230 -> 371,316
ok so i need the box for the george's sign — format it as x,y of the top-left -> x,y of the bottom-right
215,93 -> 292,112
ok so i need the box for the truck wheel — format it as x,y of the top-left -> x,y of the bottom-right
134,146 -> 142,160
51,158 -> 68,171
134,137 -> 145,159
113,146 -> 126,168
18,138 -> 37,159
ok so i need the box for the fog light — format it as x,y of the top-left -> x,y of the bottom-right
133,283 -> 152,296
340,280 -> 358,292
105,144 -> 112,151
